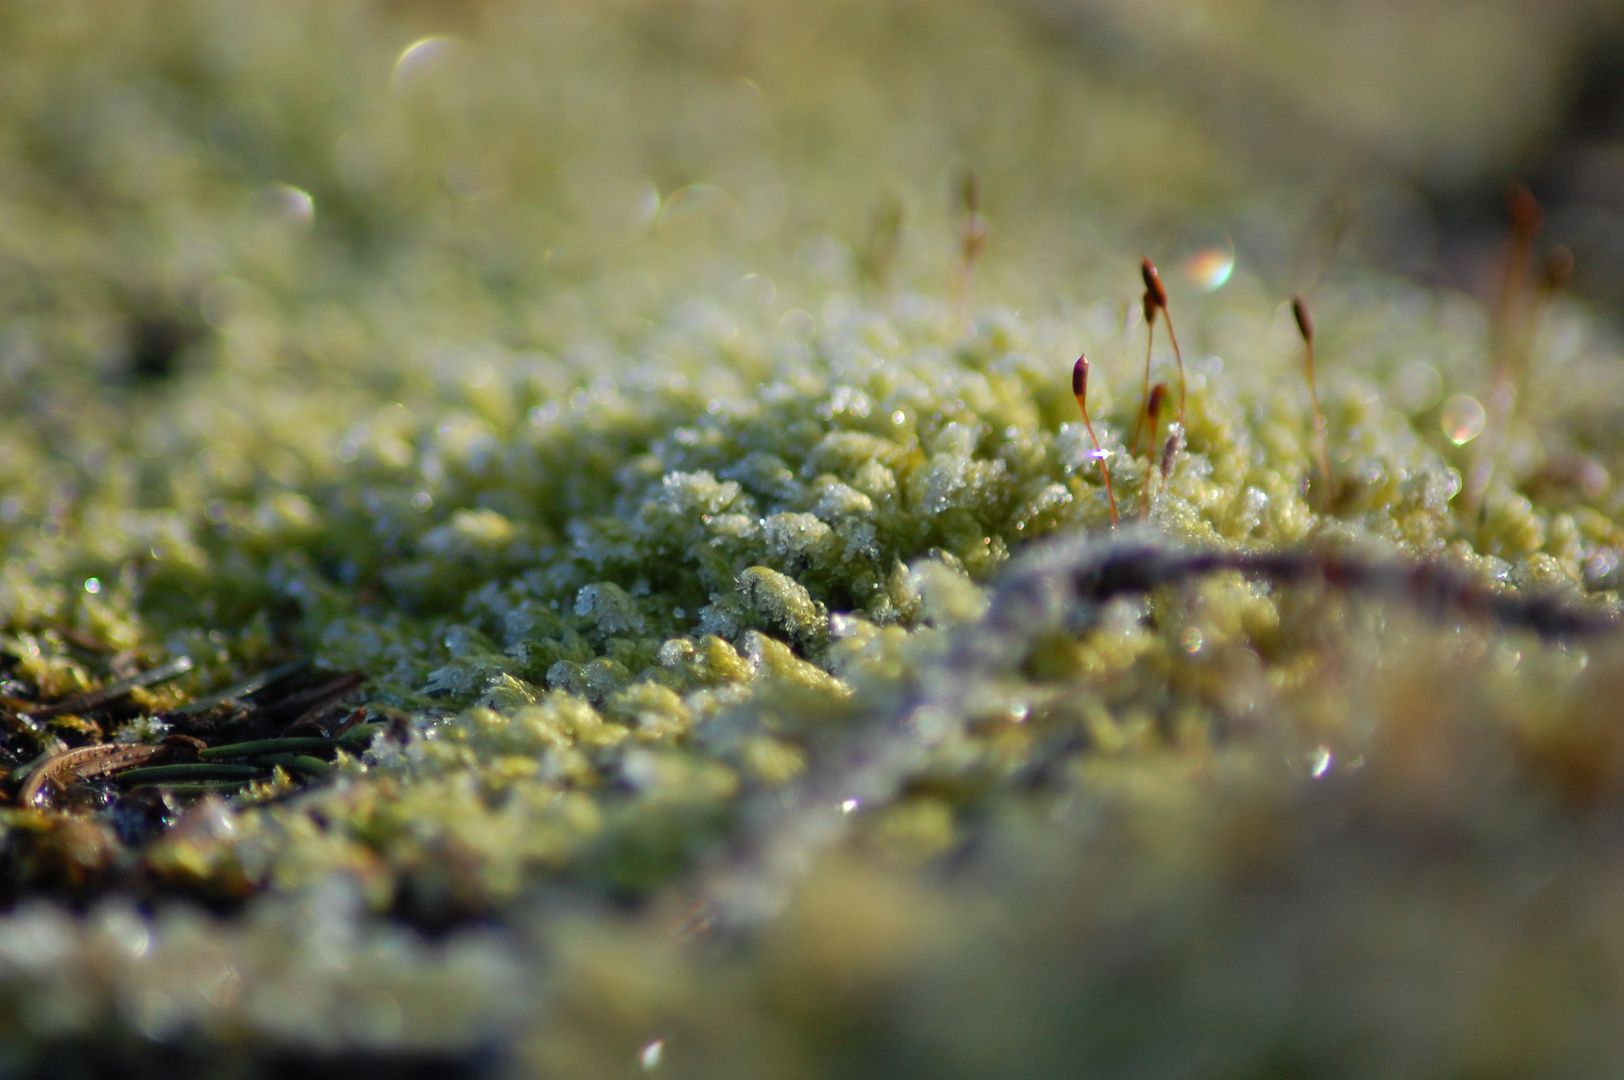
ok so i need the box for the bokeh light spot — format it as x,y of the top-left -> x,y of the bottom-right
1440,394 -> 1487,445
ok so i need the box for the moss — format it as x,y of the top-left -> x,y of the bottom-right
2,0 -> 1624,1075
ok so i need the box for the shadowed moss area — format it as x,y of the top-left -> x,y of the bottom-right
4,0 -> 1624,1076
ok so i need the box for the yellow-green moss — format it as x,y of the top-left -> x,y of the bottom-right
2,0 -> 1624,1075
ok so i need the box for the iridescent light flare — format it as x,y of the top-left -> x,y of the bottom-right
1181,244 -> 1234,292
1440,394 -> 1487,445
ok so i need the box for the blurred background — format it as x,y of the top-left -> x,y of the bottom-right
5,0 -> 1624,406
1023,0 -> 1624,301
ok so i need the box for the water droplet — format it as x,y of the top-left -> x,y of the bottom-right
639,1039 -> 665,1070
1006,701 -> 1030,723
412,491 -> 433,511
1180,245 -> 1235,292
656,184 -> 743,238
84,577 -> 100,594
841,798 -> 860,814
1394,361 -> 1442,412
779,309 -> 816,336
265,184 -> 314,226
1179,627 -> 1204,654
392,36 -> 459,93
1169,226 -> 1236,293
1440,395 -> 1486,445
891,410 -> 907,426
1308,745 -> 1333,778
735,272 -> 776,308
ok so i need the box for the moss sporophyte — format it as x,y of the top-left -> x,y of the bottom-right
1071,355 -> 1118,525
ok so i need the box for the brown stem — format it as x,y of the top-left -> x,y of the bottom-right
1073,355 -> 1118,526
1140,383 -> 1168,518
1293,297 -> 1331,511
1162,309 -> 1186,426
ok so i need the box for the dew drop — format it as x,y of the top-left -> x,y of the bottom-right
1394,361 -> 1442,412
1179,627 -> 1204,654
841,798 -> 860,814
84,577 -> 100,594
265,184 -> 314,226
392,36 -> 458,93
735,272 -> 776,308
1180,245 -> 1235,292
779,310 -> 816,336
1308,745 -> 1333,778
1440,394 -> 1486,445
639,1039 -> 665,1070
656,184 -> 742,238
1170,226 -> 1236,293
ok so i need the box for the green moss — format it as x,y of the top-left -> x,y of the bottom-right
2,0 -> 1624,1075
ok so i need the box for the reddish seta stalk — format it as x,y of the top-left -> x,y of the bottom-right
1292,296 -> 1332,511
1141,258 -> 1185,425
1073,354 -> 1118,526
1140,382 -> 1168,518
1466,184 -> 1546,513
952,170 -> 988,323
1131,292 -> 1157,455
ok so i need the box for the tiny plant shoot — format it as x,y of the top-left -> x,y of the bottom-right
1073,354 -> 1119,526
953,170 -> 989,321
1293,296 -> 1332,510
859,191 -> 905,295
1491,183 -> 1544,403
1518,244 -> 1574,402
1141,258 -> 1186,424
1467,184 -> 1548,513
1132,291 -> 1158,455
1141,382 -> 1168,517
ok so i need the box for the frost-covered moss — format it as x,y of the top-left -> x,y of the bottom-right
5,0 -> 1624,1076
5,275 -> 1624,1072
